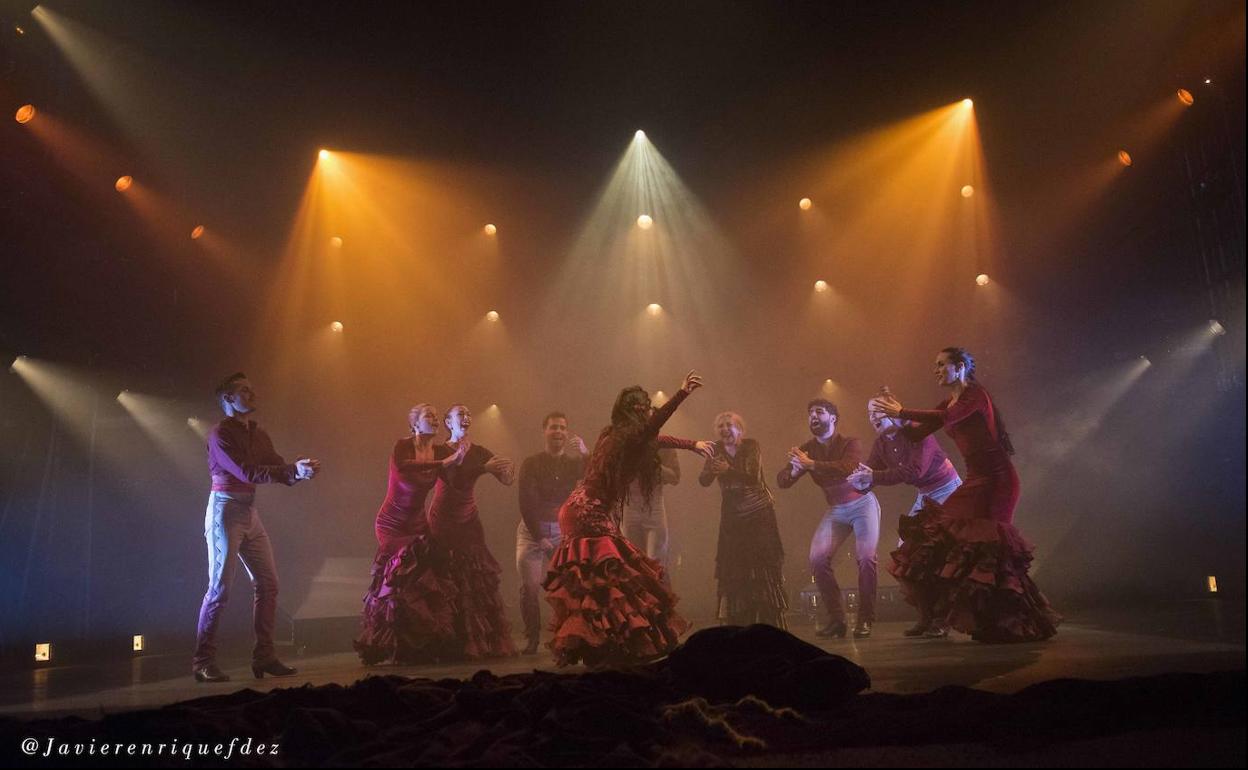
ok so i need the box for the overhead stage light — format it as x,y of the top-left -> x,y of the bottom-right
1177,88 -> 1194,107
962,98 -> 973,107
329,236 -> 343,248
114,175 -> 133,192
646,303 -> 662,316
190,225 -> 204,240
814,280 -> 828,293
484,223 -> 497,236
634,130 -> 646,140
961,185 -> 974,198
15,104 -> 36,124
1117,150 -> 1132,167
799,197 -> 812,210
1208,320 -> 1226,336
976,274 -> 990,286
330,321 -> 344,332
486,310 -> 500,322
318,149 -> 330,160
636,214 -> 653,230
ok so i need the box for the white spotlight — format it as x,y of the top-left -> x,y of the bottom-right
330,321 -> 344,333
1208,320 -> 1226,336
646,303 -> 662,316
634,130 -> 647,141
975,274 -> 990,286
486,310 -> 500,322
814,280 -> 829,293
636,214 -> 654,230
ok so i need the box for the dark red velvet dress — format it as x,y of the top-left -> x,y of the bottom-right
428,443 -> 516,658
544,389 -> 697,666
356,439 -> 458,664
889,383 -> 1061,642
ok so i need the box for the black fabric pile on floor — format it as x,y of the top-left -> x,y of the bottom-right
2,625 -> 1242,767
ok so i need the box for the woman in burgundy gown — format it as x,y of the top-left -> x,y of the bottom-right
871,348 -> 1060,643
544,371 -> 714,666
427,404 -> 518,658
356,404 -> 467,664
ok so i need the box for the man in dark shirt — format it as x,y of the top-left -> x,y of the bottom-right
193,373 -> 320,683
776,399 -> 880,639
516,412 -> 586,654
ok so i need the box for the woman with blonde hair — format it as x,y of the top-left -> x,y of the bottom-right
698,411 -> 788,628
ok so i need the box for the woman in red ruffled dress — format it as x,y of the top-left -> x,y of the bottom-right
871,348 -> 1060,643
356,404 -> 467,664
544,371 -> 715,666
428,404 -> 518,658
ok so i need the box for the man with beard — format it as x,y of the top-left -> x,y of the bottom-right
516,412 -> 587,654
776,399 -> 879,639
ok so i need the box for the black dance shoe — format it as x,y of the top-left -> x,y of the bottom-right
193,664 -> 230,683
903,621 -> 930,637
853,621 -> 873,639
815,621 -> 848,639
251,659 -> 298,679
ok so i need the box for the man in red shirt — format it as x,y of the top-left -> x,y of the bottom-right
777,399 -> 880,639
193,373 -> 320,683
849,399 -> 962,636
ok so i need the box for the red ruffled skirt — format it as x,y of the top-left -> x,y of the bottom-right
544,490 -> 689,666
443,541 -> 516,659
355,536 -> 459,665
888,500 -> 1061,643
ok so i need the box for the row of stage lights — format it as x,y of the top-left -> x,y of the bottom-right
11,85 -> 1206,246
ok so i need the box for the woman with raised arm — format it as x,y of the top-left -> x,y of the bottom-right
356,404 -> 468,665
544,371 -> 715,666
870,348 -> 1060,643
427,404 -> 518,659
699,411 -> 788,628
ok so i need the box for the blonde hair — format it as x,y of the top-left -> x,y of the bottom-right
408,403 -> 435,434
713,411 -> 745,436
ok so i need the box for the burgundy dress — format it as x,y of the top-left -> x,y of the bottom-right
428,443 -> 516,658
544,389 -> 697,666
356,439 -> 458,664
888,383 -> 1061,642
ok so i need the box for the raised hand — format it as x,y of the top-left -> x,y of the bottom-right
869,394 -> 903,418
694,440 -> 716,458
680,370 -> 704,394
569,434 -> 589,456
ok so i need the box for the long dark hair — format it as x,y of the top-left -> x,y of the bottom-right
599,386 -> 662,506
941,347 -> 1015,455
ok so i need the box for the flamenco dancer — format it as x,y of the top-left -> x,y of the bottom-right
698,411 -> 788,628
870,347 -> 1060,642
544,371 -> 714,666
428,404 -> 518,658
355,404 -> 467,665
194,373 -> 319,683
847,392 -> 962,636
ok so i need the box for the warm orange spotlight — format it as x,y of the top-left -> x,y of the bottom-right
15,104 -> 36,124
329,236 -> 343,248
636,214 -> 654,230
15,25 -> 25,35
799,197 -> 813,211
486,310 -> 500,322
318,149 -> 330,160
1177,89 -> 1194,107
975,273 -> 991,286
814,280 -> 829,293
330,321 -> 344,333
961,185 -> 974,198
962,98 -> 973,107
484,223 -> 497,236
646,303 -> 662,316
114,175 -> 133,192
1117,150 -> 1133,167
190,225 -> 205,240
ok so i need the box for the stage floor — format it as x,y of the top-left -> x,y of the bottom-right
2,607 -> 1243,720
